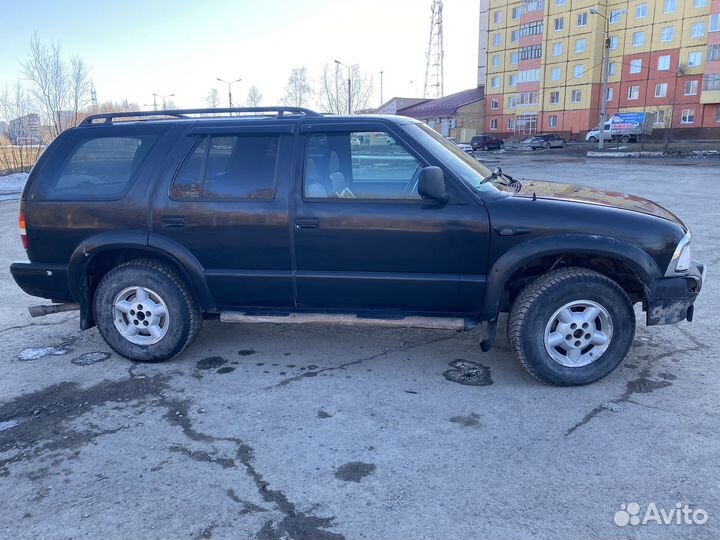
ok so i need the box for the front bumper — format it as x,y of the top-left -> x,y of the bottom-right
646,260 -> 705,326
10,262 -> 73,303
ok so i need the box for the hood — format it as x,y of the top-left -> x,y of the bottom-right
513,179 -> 683,225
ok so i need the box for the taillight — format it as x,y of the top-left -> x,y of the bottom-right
19,210 -> 28,250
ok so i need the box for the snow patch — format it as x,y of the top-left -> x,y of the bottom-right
18,346 -> 67,361
0,172 -> 28,201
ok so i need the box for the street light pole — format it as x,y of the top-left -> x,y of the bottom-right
380,70 -> 384,105
217,77 -> 242,108
591,8 -> 625,150
334,60 -> 353,115
153,93 -> 175,111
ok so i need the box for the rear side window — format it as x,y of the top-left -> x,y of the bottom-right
171,135 -> 279,201
33,134 -> 158,200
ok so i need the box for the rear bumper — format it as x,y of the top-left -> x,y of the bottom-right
646,260 -> 705,326
10,262 -> 73,302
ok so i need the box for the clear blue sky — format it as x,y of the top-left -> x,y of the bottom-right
0,0 -> 479,110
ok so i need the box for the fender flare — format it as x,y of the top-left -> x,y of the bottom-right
68,231 -> 215,310
480,234 -> 663,320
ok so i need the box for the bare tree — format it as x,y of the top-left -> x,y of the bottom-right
206,88 -> 221,108
0,82 -> 44,173
283,67 -> 313,107
246,85 -> 263,107
318,63 -> 374,115
21,35 -> 91,137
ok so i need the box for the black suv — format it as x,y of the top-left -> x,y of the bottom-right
11,107 -> 705,385
470,134 -> 504,151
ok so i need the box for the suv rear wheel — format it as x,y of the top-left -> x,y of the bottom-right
93,259 -> 201,362
508,267 -> 635,386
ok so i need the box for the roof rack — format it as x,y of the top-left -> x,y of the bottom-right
79,106 -> 322,126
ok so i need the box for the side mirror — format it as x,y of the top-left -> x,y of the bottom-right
418,166 -> 449,204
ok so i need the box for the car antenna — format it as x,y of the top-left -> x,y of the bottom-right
532,192 -> 537,201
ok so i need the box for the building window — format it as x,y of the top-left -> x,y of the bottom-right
554,17 -> 564,31
655,83 -> 668,97
517,91 -> 539,105
691,22 -> 706,39
550,91 -> 560,104
508,74 -> 518,86
518,69 -> 541,83
658,55 -> 671,71
681,109 -> 695,124
511,30 -> 520,42
573,65 -> 584,78
609,36 -> 619,50
508,96 -> 517,108
630,59 -> 643,74
661,26 -> 674,42
492,55 -> 501,68
664,0 -> 676,13
511,52 -> 519,65
493,33 -> 502,46
548,115 -> 558,128
552,44 -> 563,57
551,67 -> 561,81
694,0 -> 707,7
491,76 -> 500,89
708,45 -> 720,62
490,119 -> 498,130
636,3 -> 648,18
605,87 -> 614,101
608,62 -> 617,76
609,10 -> 623,24
628,85 -> 640,100
632,32 -> 645,47
577,12 -> 587,27
555,0 -> 565,5
519,21 -> 544,37
715,108 -> 720,123
655,110 -> 666,125
491,99 -> 499,110
512,6 -> 521,19
702,75 -> 720,91
507,118 -> 514,130
494,10 -> 502,23
519,45 -> 543,61
571,90 -> 582,103
685,80 -> 699,95
688,51 -> 703,67
575,39 -> 586,53
711,14 -> 720,32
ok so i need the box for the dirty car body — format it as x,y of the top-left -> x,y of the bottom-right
10,107 -> 705,385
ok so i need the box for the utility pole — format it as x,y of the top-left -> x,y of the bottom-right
217,77 -> 242,108
380,70 -> 384,105
334,60 -> 354,115
591,8 -> 625,150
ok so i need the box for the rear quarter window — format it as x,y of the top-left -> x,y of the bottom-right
31,133 -> 159,200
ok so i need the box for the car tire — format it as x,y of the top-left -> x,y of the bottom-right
481,145 -> 487,151
588,136 -> 598,143
620,135 -> 630,143
93,259 -> 202,362
561,141 -> 567,148
508,267 -> 635,386
544,142 -> 551,150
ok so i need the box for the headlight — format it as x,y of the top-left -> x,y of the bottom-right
665,232 -> 692,276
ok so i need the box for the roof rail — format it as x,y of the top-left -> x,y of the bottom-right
79,106 -> 322,126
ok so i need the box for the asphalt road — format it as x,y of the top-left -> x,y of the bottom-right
0,153 -> 718,540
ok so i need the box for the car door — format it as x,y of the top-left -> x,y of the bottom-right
151,123 -> 295,309
292,122 -> 489,315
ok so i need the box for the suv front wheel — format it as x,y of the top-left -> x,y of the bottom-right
93,259 -> 202,362
508,267 -> 635,386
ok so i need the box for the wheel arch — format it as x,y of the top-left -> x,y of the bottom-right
480,234 -> 662,320
68,232 -> 214,329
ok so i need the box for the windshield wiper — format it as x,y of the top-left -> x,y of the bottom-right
481,167 -> 523,192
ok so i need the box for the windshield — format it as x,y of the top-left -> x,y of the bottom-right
404,124 -> 497,193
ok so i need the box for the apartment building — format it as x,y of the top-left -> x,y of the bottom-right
482,0 -> 720,138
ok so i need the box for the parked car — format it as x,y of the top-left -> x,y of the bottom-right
11,107 -> 704,386
527,133 -> 567,150
446,137 -> 474,154
471,134 -> 504,151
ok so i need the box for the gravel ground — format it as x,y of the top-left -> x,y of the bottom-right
0,152 -> 718,540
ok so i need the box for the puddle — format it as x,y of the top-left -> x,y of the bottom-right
18,347 -> 67,362
334,461 -> 376,482
449,413 -> 481,428
71,352 -> 111,366
443,360 -> 493,386
196,357 -> 227,370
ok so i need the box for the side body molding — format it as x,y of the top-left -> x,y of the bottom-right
479,234 -> 664,320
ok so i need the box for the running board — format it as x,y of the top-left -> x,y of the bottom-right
220,312 -> 476,331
